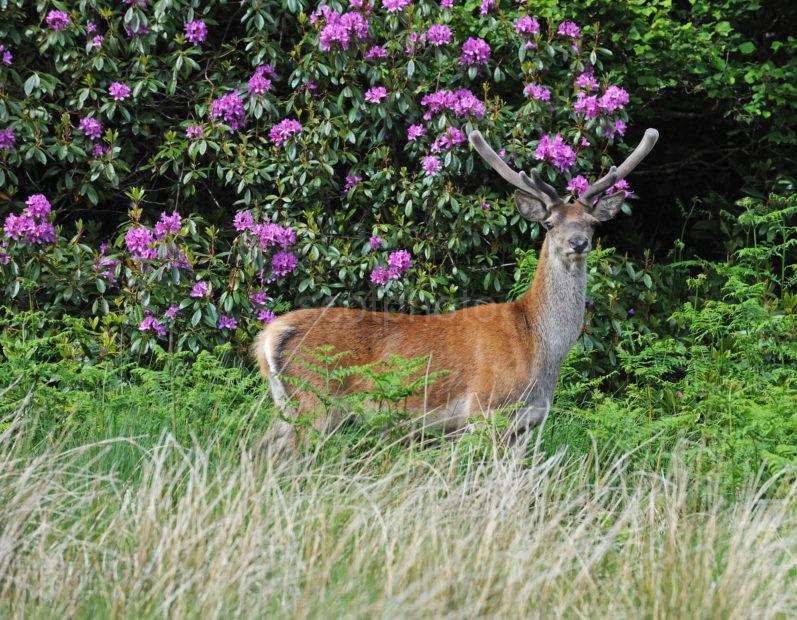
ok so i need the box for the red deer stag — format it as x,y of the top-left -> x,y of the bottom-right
255,128 -> 659,455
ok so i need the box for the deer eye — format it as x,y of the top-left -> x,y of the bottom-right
542,221 -> 554,231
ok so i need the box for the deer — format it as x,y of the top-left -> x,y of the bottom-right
254,128 -> 659,456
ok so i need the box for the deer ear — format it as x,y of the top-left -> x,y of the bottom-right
514,191 -> 549,222
591,191 -> 625,222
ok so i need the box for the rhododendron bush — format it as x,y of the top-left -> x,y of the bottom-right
0,0 -> 635,356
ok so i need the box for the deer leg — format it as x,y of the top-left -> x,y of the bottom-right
504,400 -> 550,460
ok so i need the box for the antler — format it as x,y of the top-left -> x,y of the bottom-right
580,128 -> 659,205
469,131 -> 560,207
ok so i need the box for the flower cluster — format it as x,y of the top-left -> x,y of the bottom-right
420,89 -> 485,120
557,21 -> 581,39
459,37 -> 491,66
46,10 -> 71,32
139,311 -> 167,337
407,124 -> 425,141
524,84 -> 551,101
383,0 -> 411,12
268,118 -> 302,146
93,243 -> 119,285
248,65 -> 274,97
422,155 -> 442,177
365,45 -> 387,60
210,91 -> 246,131
535,134 -> 577,172
0,127 -> 15,150
184,20 -> 207,45
79,117 -> 103,141
575,84 -> 629,119
154,211 -> 182,239
0,43 -> 12,66
186,125 -> 203,140
365,86 -> 388,104
108,82 -> 132,101
427,24 -> 452,47
515,16 -> 540,36
125,226 -> 157,260
431,127 -> 466,153
233,213 -> 299,279
344,175 -> 362,191
2,195 -> 56,245
312,5 -> 370,52
371,249 -> 412,284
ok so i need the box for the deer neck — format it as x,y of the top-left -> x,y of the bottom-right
521,237 -> 586,369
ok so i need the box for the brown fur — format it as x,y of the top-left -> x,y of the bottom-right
253,236 -> 569,437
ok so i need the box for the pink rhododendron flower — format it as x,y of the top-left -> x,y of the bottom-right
534,134 -> 576,172
440,0 -> 453,7
383,0 -> 411,12
209,91 -> 246,131
344,175 -> 362,191
108,82 -> 131,101
599,85 -> 630,113
365,86 -> 388,103
91,35 -> 104,48
186,124 -> 202,139
479,0 -> 494,14
165,305 -> 181,319
139,313 -> 167,337
430,127 -> 466,153
576,72 -> 598,92
24,194 -> 52,219
154,211 -> 182,239
272,251 -> 298,277
218,315 -> 238,330
422,155 -> 442,176
557,21 -> 581,38
407,124 -> 426,141
268,118 -> 302,146
315,7 -> 370,52
370,266 -> 390,285
79,117 -> 102,141
125,226 -> 157,260
459,37 -> 490,66
420,89 -> 485,120
567,175 -> 589,197
0,127 -> 14,150
190,281 -> 209,297
257,309 -> 276,323
46,10 -> 71,32
248,66 -> 273,96
369,235 -> 383,250
387,249 -> 411,274
574,92 -> 599,119
92,144 -> 110,158
233,210 -> 254,231
608,178 -> 632,197
365,45 -> 387,60
515,16 -> 540,35
610,119 -> 627,139
184,20 -> 207,44
427,24 -> 452,46
524,84 -> 551,101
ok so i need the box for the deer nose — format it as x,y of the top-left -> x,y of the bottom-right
569,236 -> 589,254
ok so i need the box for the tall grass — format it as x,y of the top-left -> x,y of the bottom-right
1,415 -> 795,618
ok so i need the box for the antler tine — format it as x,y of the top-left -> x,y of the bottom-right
523,169 -> 561,204
580,128 -> 660,205
468,131 -> 556,206
579,166 -> 618,204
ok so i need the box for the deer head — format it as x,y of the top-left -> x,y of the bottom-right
469,128 -> 659,263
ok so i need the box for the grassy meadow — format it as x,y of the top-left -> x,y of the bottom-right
0,336 -> 795,618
